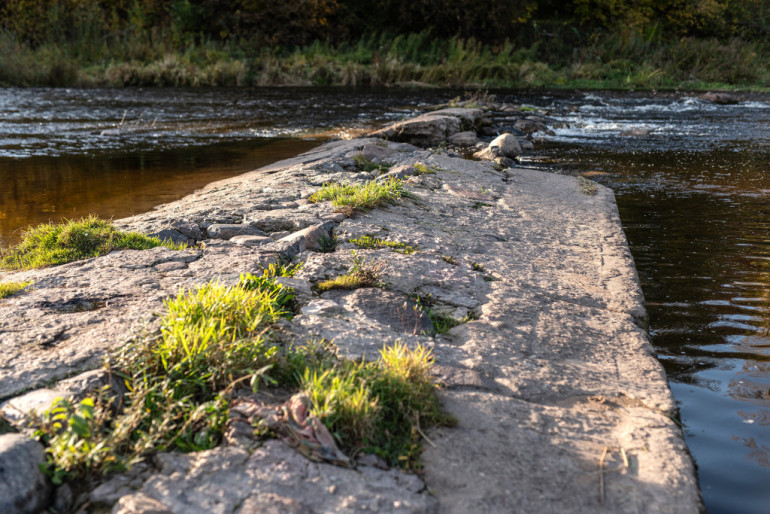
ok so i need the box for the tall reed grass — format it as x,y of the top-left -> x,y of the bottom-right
1,29 -> 768,89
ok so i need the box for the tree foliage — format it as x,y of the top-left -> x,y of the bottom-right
1,0 -> 768,51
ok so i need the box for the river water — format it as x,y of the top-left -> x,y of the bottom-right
1,87 -> 768,513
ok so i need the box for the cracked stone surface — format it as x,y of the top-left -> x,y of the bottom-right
0,106 -> 701,513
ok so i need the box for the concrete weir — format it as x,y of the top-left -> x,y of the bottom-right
0,107 -> 701,513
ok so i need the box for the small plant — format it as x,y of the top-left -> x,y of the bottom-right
470,261 -> 485,272
318,233 -> 338,253
429,311 -> 473,335
0,216 -> 186,270
32,396 -> 121,484
316,252 -> 385,292
353,153 -> 389,174
410,294 -> 476,336
578,176 -> 598,196
308,178 -> 407,216
0,280 -> 31,299
349,235 -> 416,254
442,255 -> 458,265
471,202 -> 492,209
414,163 -> 439,175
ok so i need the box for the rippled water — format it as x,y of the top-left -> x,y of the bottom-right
1,87 -> 768,513
0,87 -> 439,247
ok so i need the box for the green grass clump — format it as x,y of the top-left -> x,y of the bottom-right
308,178 -> 406,215
301,342 -> 450,468
349,235 -> 416,254
316,252 -> 385,292
0,281 -> 31,299
411,294 -> 475,335
29,263 -> 446,482
31,267 -> 296,483
469,261 -> 486,272
0,216 -> 186,270
414,163 -> 440,175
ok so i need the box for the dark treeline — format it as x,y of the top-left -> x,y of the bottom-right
4,0 -> 769,48
1,0 -> 769,88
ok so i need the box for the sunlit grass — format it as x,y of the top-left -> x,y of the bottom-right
315,252 -> 385,292
309,178 -> 406,215
0,216 -> 186,270
349,235 -> 416,254
28,264 -> 447,483
0,280 -> 31,299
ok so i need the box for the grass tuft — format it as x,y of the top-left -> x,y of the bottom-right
0,280 -> 31,299
301,341 -> 451,467
0,216 -> 185,270
349,235 -> 416,254
308,178 -> 406,215
414,163 -> 439,175
316,252 -> 385,292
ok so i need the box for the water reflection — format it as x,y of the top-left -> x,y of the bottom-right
0,138 -> 319,247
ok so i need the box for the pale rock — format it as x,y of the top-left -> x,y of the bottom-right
518,139 -> 534,151
0,434 -> 51,514
230,235 -> 271,247
447,131 -> 478,146
206,224 -> 265,240
278,222 -> 336,252
369,108 -> 482,146
300,299 -> 345,317
112,494 -> 173,514
381,164 -> 418,180
473,133 -> 521,161
1,388 -> 71,424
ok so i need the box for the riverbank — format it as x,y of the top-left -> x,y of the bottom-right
2,30 -> 769,91
0,107 -> 701,512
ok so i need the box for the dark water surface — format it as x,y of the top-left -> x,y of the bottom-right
2,87 -> 769,513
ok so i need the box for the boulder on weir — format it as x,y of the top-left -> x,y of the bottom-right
473,133 -> 522,161
369,108 -> 483,146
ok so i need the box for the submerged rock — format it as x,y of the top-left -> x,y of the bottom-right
701,92 -> 739,104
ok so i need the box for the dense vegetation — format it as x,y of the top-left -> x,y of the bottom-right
1,0 -> 769,89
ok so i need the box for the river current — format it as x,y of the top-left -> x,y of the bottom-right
1,87 -> 768,513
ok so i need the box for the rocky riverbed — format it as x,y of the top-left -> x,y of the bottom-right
0,106 -> 702,513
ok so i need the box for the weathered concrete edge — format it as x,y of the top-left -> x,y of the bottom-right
0,109 -> 703,512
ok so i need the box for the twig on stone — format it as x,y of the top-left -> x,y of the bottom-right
599,446 -> 608,504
